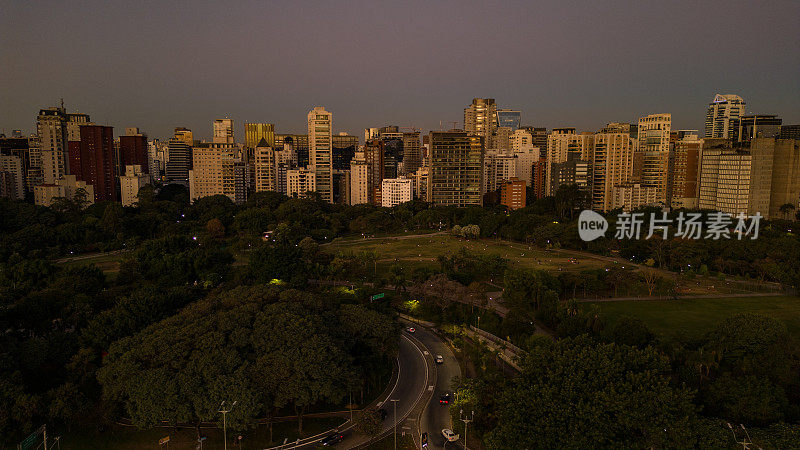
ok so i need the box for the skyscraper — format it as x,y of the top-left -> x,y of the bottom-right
737,115 -> 782,143
213,118 -> 235,144
165,137 -> 192,185
592,132 -> 634,212
705,94 -> 745,139
698,139 -> 751,215
545,129 -> 593,196
496,109 -> 522,131
244,123 -> 275,148
71,125 -> 117,202
189,143 -> 246,203
254,143 -> 276,193
119,128 -> 149,174
308,107 -> 333,203
464,98 -> 497,148
668,131 -> 701,209
636,113 -> 671,204
428,131 -> 483,206
37,106 -> 68,185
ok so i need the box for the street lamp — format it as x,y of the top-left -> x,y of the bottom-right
390,399 -> 400,450
218,401 -> 237,450
459,410 -> 474,450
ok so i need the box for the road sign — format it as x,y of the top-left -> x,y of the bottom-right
370,293 -> 385,301
159,436 -> 170,445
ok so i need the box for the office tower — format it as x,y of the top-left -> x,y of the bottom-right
308,107 -> 333,203
779,124 -> 800,140
749,138 -> 800,219
70,125 -> 117,202
119,165 -> 150,207
495,127 -> 513,151
274,134 -> 309,167
668,131 -> 701,209
428,131 -> 483,206
147,139 -> 165,181
332,133 -> 358,170
274,140 -> 298,194
591,132 -> 634,212
402,131 -> 422,175
174,127 -> 193,146
520,126 -> 548,155
66,113 -> 91,141
213,118 -> 235,144
496,109 -> 521,131
0,155 -> 24,199
37,106 -> 68,184
545,129 -> 593,196
349,151 -> 369,205
254,143 -> 276,193
483,150 -> 517,193
698,139 -> 751,215
165,138 -> 192,185
612,183 -> 658,211
412,167 -> 429,201
500,178 -> 526,210
635,113 -> 671,204
189,143 -> 246,203
244,123 -> 275,148
364,128 -> 380,142
705,94 -> 745,139
33,175 -> 94,207
26,134 -> 43,188
464,98 -> 497,148
381,177 -> 413,207
286,167 -> 316,198
363,140 -> 385,205
738,115 -> 782,143
549,157 -> 590,202
119,128 -> 149,174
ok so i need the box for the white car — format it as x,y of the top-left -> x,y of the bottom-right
442,429 -> 459,442
435,355 -> 444,364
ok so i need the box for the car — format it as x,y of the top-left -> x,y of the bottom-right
407,327 -> 416,333
439,393 -> 451,404
321,433 -> 344,446
442,429 -> 460,442
435,355 -> 444,364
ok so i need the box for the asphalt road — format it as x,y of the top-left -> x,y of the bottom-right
272,332 -> 429,449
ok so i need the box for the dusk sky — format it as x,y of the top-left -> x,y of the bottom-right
2,0 -> 799,140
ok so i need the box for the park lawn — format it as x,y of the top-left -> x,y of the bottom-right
327,234 -> 608,276
588,296 -> 800,339
58,251 -> 128,275
59,417 -> 344,449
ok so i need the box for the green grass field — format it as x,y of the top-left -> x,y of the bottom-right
326,234 -> 609,275
588,296 -> 800,339
58,251 -> 128,274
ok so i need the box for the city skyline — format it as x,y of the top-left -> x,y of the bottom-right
2,0 -> 799,138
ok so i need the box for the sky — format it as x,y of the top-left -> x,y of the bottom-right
2,0 -> 799,140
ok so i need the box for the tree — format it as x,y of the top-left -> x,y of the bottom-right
485,337 -> 700,449
778,203 -> 795,220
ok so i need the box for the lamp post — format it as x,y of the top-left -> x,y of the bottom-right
390,399 -> 400,450
459,410 -> 474,450
218,401 -> 237,450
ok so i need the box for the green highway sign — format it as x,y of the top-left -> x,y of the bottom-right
370,293 -> 385,301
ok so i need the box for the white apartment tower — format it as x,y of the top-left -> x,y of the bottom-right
705,94 -> 745,140
381,177 -> 413,207
213,118 -> 235,144
308,107 -> 333,203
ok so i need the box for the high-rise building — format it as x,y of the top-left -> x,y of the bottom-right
308,107 -> 333,203
511,129 -> 534,153
119,165 -> 150,207
0,135 -> 30,197
332,133 -> 358,170
668,131 -> 701,209
70,125 -> 117,202
37,106 -> 68,185
287,167 -> 316,198
189,143 -> 246,203
500,177 -> 526,210
592,132 -> 634,212
549,157 -> 590,203
381,177 -> 413,207
119,128 -> 149,174
698,139 -> 751,215
482,150 -> 517,193
412,167 -> 429,201
496,109 -> 521,131
737,115 -> 782,143
349,150 -> 369,205
165,137 -> 192,185
779,124 -> 800,140
274,134 -> 309,167
494,127 -> 513,151
748,138 -> 800,219
464,98 -> 497,148
244,123 -> 275,148
635,113 -> 671,204
520,126 -> 548,155
364,140 -> 385,205
612,183 -> 658,211
402,131 -> 422,175
0,154 -> 24,199
174,127 -> 193,146
213,118 -> 235,144
545,129 -> 593,196
428,131 -> 483,206
254,143 -> 276,193
705,94 -> 745,139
